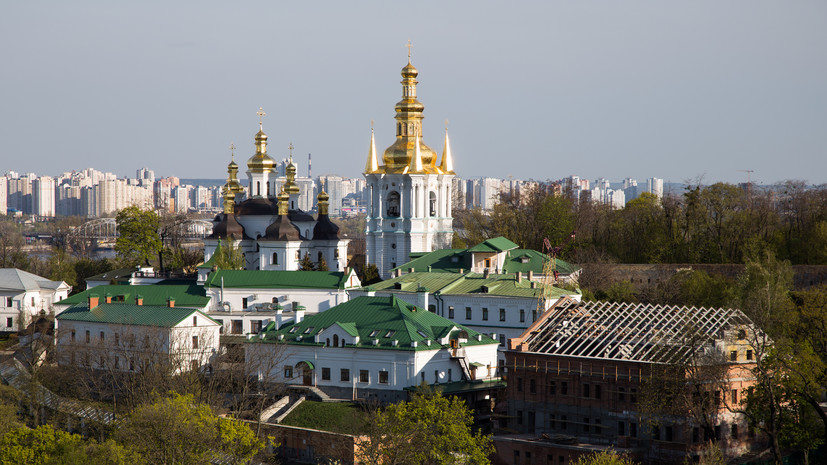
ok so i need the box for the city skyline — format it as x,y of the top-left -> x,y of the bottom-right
2,1 -> 826,184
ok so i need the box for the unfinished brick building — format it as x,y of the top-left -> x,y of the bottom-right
494,297 -> 764,465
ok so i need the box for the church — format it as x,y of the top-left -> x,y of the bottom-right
364,54 -> 456,278
203,112 -> 348,272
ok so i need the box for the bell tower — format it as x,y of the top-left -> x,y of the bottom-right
364,49 -> 455,279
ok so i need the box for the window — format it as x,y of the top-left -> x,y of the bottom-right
322,367 -> 331,380
379,370 -> 389,384
583,417 -> 590,433
482,308 -> 488,321
284,366 -> 293,378
448,369 -> 452,382
618,387 -> 625,401
193,316 -> 197,326
465,307 -> 472,320
731,424 -> 739,439
561,381 -> 568,395
242,298 -> 248,309
582,383 -> 590,398
384,330 -> 395,338
630,387 -> 637,403
71,330 -> 75,342
730,350 -> 737,361
653,426 -> 660,441
519,309 -> 525,323
665,425 -> 673,442
386,191 -> 400,217
192,335 -> 199,349
5,317 -> 11,328
272,252 -> 278,265
421,372 -> 425,383
517,377 -> 523,392
731,389 -> 738,404
550,414 -> 556,429
341,368 -> 350,382
232,320 -> 243,334
595,384 -> 602,399
618,421 -> 625,436
549,381 -> 556,395
484,258 -> 491,268
429,192 -> 437,217
516,410 -> 523,425
499,335 -> 506,347
85,330 -> 90,343
359,370 -> 369,383
630,422 -> 637,438
560,415 -> 567,431
693,427 -> 700,443
448,306 -> 454,319
499,308 -> 506,321
738,329 -> 747,339
333,334 -> 339,346
5,297 -> 10,307
31,297 -> 35,306
100,331 -> 105,342
251,320 -> 262,333
746,349 -> 753,360
529,379 -> 536,393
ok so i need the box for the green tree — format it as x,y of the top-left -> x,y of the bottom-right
315,256 -> 329,271
0,424 -> 139,465
115,206 -> 161,267
299,252 -> 314,271
360,263 -> 381,285
356,388 -> 494,465
212,240 -> 244,270
573,449 -> 636,465
114,393 -> 263,465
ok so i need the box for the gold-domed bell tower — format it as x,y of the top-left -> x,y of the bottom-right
364,47 -> 456,279
246,107 -> 276,198
282,147 -> 302,210
225,143 -> 245,203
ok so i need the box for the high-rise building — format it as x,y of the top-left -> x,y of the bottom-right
0,176 -> 7,215
32,176 -> 56,217
136,167 -> 155,186
364,57 -> 456,278
622,177 -> 638,202
646,177 -> 664,199
317,175 -> 344,216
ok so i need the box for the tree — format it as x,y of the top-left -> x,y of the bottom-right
356,388 -> 494,465
114,393 -> 264,465
115,206 -> 161,267
299,252 -> 314,271
315,256 -> 329,271
573,449 -> 636,465
360,263 -> 381,285
0,424 -> 139,465
212,240 -> 244,270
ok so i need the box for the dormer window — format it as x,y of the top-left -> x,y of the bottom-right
521,257 -> 530,264
289,327 -> 298,333
303,327 -> 314,334
369,329 -> 380,337
416,330 -> 428,339
384,330 -> 396,338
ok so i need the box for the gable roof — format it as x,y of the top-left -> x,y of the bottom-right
0,268 -> 67,292
257,295 -> 496,351
57,303 -> 218,328
517,298 -> 754,365
55,284 -> 209,308
369,271 -> 573,300
204,269 -> 352,290
393,237 -> 579,276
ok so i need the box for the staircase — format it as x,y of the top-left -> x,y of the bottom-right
451,347 -> 474,381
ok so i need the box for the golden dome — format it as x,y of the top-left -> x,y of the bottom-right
401,62 -> 418,78
317,190 -> 330,203
382,137 -> 439,173
247,129 -> 276,173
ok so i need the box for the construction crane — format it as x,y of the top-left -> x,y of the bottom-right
533,232 -> 576,319
737,169 -> 754,185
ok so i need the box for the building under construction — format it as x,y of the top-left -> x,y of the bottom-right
494,297 -> 765,464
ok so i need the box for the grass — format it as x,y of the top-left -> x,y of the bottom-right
279,401 -> 367,435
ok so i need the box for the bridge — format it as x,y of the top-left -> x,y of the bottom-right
67,218 -> 214,241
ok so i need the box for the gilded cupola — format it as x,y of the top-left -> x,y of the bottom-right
381,55 -> 439,174
225,143 -> 245,198
283,146 -> 301,195
246,107 -> 276,173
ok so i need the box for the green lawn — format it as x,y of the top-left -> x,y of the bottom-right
279,401 -> 367,435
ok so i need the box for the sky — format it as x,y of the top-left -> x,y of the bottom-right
2,1 -> 826,185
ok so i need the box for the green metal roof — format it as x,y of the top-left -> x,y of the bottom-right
257,296 -> 497,351
204,269 -> 351,290
466,237 -> 520,253
84,267 -> 135,283
55,284 -> 210,308
393,237 -> 579,276
56,303 -> 218,328
369,271 -> 572,299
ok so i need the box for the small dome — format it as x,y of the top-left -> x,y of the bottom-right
402,62 -> 418,78
255,130 -> 268,141
317,191 -> 329,202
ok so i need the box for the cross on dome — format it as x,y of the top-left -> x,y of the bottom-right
256,107 -> 266,129
406,39 -> 412,63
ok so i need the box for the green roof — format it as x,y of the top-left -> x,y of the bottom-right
55,284 -> 210,308
257,296 -> 497,351
369,271 -> 572,299
204,269 -> 351,290
393,237 -> 579,276
85,267 -> 134,284
466,237 -> 519,253
56,303 -> 217,328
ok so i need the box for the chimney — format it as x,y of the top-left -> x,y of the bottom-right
168,297 -> 175,308
135,295 -> 143,306
530,281 -> 537,289
88,294 -> 99,309
483,268 -> 490,279
516,271 -> 522,283
409,267 -> 415,274
459,268 -> 464,274
276,307 -> 283,328
427,265 -> 432,272
105,293 -> 112,304
527,270 -> 534,281
417,286 -> 429,310
295,305 -> 305,324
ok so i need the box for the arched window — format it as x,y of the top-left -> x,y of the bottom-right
266,181 -> 270,196
256,182 -> 261,196
333,334 -> 339,347
386,191 -> 400,217
326,338 -> 330,347
272,252 -> 278,265
429,191 -> 437,217
318,251 -> 323,262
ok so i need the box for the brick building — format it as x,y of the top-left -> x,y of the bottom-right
495,297 -> 764,464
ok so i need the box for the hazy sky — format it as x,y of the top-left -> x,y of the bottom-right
2,1 -> 825,185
